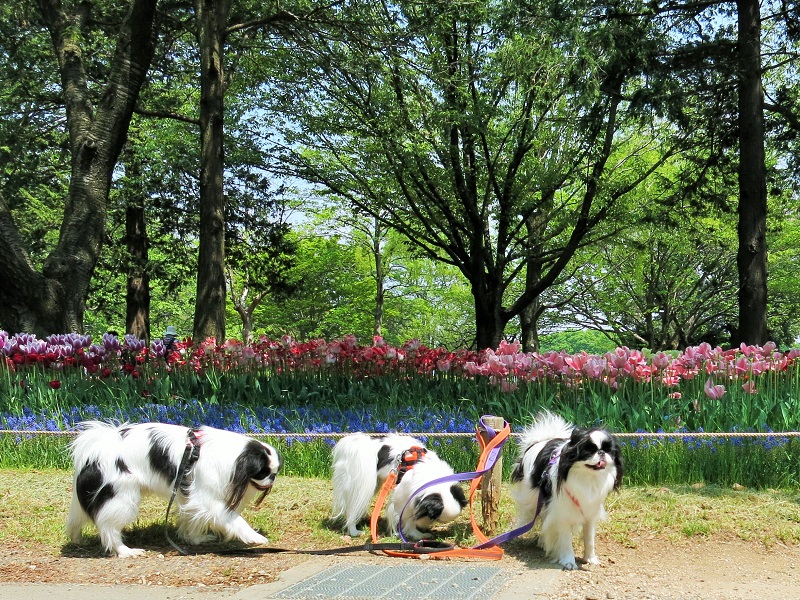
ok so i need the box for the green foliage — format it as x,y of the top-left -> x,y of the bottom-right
252,234 -> 376,341
539,329 -> 618,354
622,437 -> 800,488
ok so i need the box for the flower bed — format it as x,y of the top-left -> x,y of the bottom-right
3,331 -> 800,433
2,331 -> 800,488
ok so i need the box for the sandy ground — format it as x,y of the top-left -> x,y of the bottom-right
1,534 -> 798,599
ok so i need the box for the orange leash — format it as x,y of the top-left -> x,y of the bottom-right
368,421 -> 510,560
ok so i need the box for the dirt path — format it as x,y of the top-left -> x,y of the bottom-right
2,536 -> 798,599
547,538 -> 800,599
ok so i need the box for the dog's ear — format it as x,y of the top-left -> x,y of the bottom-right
450,484 -> 468,508
414,493 -> 444,521
609,436 -> 624,488
226,441 -> 276,510
570,427 -> 585,443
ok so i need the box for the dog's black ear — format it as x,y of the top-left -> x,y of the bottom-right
450,484 -> 468,508
610,436 -> 624,488
510,459 -> 525,483
226,441 -> 274,510
570,427 -> 585,442
414,493 -> 444,521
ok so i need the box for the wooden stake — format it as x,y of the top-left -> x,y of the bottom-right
479,415 -> 505,536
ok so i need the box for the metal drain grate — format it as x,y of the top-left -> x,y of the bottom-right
275,563 -> 503,600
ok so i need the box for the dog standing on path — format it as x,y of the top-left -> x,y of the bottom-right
509,412 -> 623,569
331,432 -> 467,540
67,421 -> 281,557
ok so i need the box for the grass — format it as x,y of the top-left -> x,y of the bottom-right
3,432 -> 800,489
1,470 -> 799,557
601,484 -> 800,548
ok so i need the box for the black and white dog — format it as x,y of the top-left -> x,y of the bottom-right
331,433 -> 467,540
510,412 -> 623,569
66,421 -> 281,557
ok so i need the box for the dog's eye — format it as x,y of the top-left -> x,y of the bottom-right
252,466 -> 272,480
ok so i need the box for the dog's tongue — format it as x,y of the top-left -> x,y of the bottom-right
595,458 -> 607,469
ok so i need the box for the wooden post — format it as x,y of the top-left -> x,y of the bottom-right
479,415 -> 505,536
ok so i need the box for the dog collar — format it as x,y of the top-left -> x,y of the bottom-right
396,445 -> 427,483
563,486 -> 582,514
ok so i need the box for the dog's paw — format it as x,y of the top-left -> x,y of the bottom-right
557,556 -> 579,570
346,527 -> 364,537
582,555 -> 601,566
115,546 -> 147,558
241,532 -> 269,545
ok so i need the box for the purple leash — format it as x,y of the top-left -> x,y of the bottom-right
398,416 -> 518,544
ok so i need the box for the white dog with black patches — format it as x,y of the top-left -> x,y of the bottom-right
66,421 -> 281,557
331,433 -> 467,540
510,412 -> 623,569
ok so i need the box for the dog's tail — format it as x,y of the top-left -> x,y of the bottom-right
518,411 -> 573,450
330,433 -> 379,526
69,421 -> 126,468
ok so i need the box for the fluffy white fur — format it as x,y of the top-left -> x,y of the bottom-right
331,433 -> 467,540
509,412 -> 623,570
66,421 -> 281,557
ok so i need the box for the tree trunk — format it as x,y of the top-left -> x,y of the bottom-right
372,217 -> 384,338
193,0 -> 230,344
520,300 -> 541,353
736,0 -> 768,345
125,199 -> 151,342
520,200 -> 551,353
0,192 -> 70,334
472,270 -> 506,350
238,304 -> 255,345
0,0 -> 158,336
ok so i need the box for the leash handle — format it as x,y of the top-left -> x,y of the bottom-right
370,468 -> 398,543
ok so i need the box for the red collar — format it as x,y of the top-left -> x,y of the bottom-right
396,446 -> 427,482
564,486 -> 582,514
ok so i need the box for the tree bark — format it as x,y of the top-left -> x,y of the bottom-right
372,217 -> 384,338
736,0 -> 769,345
193,0 -> 230,344
0,0 -> 158,336
125,198 -> 151,342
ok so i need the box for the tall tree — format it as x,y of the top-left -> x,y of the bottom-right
192,0 -> 320,343
736,0 -> 768,344
193,0 -> 231,343
652,1 -> 800,344
0,0 -> 159,335
121,148 -> 151,341
266,0 -> 676,349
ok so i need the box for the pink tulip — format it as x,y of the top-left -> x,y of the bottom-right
742,381 -> 758,394
704,377 -> 726,400
496,340 -> 521,355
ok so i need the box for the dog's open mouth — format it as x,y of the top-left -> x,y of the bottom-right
587,460 -> 607,470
